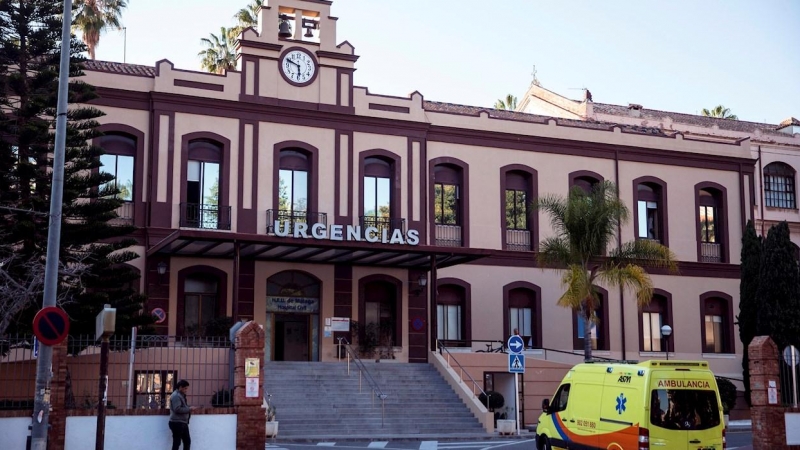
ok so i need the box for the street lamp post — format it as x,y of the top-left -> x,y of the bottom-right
660,325 -> 673,361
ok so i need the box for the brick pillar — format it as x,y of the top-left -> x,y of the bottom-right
333,264 -> 353,357
407,268 -> 428,363
749,336 -> 788,450
48,342 -> 68,450
234,321 -> 266,450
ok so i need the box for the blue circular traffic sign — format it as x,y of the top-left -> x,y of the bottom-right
507,335 -> 525,354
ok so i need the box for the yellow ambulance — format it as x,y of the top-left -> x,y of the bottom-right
535,360 -> 726,450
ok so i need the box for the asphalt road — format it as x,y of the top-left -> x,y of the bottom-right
267,432 -> 753,450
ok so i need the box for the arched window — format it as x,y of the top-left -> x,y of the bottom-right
278,150 -> 309,214
696,184 -> 727,263
502,166 -> 537,251
764,162 -> 796,209
634,177 -> 668,246
699,293 -> 734,354
177,266 -> 228,336
182,138 -> 229,229
572,287 -> 609,351
503,282 -> 542,348
436,280 -> 471,346
433,163 -> 464,246
639,291 -> 673,352
98,133 -> 136,223
362,155 -> 400,233
360,277 -> 401,349
569,170 -> 604,194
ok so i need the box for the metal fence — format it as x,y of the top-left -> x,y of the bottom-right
780,345 -> 800,408
0,334 -> 232,411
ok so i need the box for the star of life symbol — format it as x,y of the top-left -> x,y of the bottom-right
615,393 -> 627,415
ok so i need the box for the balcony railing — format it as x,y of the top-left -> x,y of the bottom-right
180,203 -> 231,230
266,209 -> 327,234
109,201 -> 134,226
360,216 -> 406,235
435,224 -> 462,247
700,242 -> 722,263
505,229 -> 531,251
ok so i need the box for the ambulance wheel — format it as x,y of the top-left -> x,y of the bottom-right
537,435 -> 553,450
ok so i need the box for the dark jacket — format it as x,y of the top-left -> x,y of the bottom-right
169,390 -> 191,423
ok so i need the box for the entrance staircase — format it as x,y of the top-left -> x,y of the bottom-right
263,361 -> 486,438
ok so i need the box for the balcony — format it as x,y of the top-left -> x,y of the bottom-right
435,224 -> 462,247
109,201 -> 133,226
266,209 -> 327,234
180,203 -> 231,230
700,242 -> 722,263
360,216 -> 406,235
505,229 -> 531,251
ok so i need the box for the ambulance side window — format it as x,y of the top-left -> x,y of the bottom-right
552,384 -> 570,412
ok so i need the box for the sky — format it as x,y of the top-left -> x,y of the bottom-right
91,0 -> 800,124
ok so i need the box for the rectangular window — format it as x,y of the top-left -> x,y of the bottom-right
434,183 -> 459,225
509,307 -> 532,345
577,318 -> 598,350
100,154 -> 134,201
650,389 -> 720,430
704,315 -> 723,353
364,176 -> 390,218
279,169 -> 308,212
765,175 -> 796,209
637,200 -> 659,240
187,160 -> 220,206
642,312 -> 662,352
505,189 -> 527,230
699,205 -> 716,243
135,370 -> 176,409
437,304 -> 461,341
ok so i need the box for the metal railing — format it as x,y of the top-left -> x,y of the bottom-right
266,209 -> 327,234
700,242 -> 722,263
436,339 -> 618,363
110,201 -> 134,225
336,337 -> 388,427
180,203 -> 232,230
0,334 -> 232,411
359,216 -> 406,235
435,224 -> 462,247
505,229 -> 531,251
780,345 -> 799,408
436,340 -> 491,410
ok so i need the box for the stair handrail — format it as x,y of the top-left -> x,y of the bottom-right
337,337 -> 387,427
436,339 -> 491,410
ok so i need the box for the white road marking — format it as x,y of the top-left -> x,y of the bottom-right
317,443 -> 337,447
368,443 -> 389,448
419,441 -> 438,450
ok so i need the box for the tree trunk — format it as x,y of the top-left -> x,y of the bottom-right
583,314 -> 593,362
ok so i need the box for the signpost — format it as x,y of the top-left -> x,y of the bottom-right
95,305 -> 116,450
507,336 -> 526,436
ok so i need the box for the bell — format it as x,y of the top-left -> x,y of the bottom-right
278,20 -> 292,38
304,26 -> 314,38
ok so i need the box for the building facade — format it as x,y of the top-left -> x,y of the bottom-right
83,0 -> 755,380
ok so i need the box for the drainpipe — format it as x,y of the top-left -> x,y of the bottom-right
615,150 -> 626,360
758,145 -> 765,236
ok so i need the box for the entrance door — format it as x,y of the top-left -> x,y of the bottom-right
275,314 -> 309,361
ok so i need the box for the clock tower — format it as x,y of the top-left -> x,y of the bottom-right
235,0 -> 357,112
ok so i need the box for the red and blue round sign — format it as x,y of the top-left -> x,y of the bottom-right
151,308 -> 167,324
32,307 -> 70,346
411,317 -> 425,332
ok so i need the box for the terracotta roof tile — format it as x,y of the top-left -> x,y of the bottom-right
779,117 -> 800,127
82,60 -> 156,77
592,102 -> 776,133
423,101 -> 670,136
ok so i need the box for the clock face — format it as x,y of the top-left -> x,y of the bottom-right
281,49 -> 316,85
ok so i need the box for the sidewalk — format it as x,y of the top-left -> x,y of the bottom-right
728,419 -> 752,432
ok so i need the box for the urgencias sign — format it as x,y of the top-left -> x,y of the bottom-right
273,221 -> 420,246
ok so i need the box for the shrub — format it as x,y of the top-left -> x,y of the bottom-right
478,390 -> 505,411
716,377 -> 738,414
211,389 -> 233,407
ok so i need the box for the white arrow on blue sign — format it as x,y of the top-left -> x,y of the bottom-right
507,335 -> 525,354
509,353 -> 525,374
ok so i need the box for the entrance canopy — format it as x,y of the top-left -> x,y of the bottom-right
147,230 -> 488,269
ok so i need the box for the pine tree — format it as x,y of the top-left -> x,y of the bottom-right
755,222 -> 800,350
0,0 -> 152,342
737,220 -> 760,406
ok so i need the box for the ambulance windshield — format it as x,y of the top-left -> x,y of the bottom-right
650,389 -> 720,431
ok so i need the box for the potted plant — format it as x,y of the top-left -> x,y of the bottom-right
716,377 -> 737,426
264,398 -> 278,437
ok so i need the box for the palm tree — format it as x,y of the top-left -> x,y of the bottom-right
701,105 -> 738,120
535,181 -> 678,361
494,94 -> 518,111
72,0 -> 128,60
198,28 -> 237,74
229,0 -> 263,40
